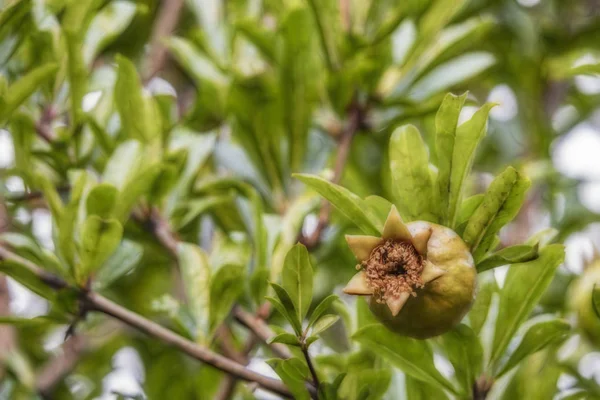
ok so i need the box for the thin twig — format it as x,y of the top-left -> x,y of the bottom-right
0,246 -> 316,399
301,345 -> 320,390
36,335 -> 85,399
0,275 -> 15,381
144,0 -> 186,82
233,305 -> 292,360
300,99 -> 366,248
472,376 -> 494,400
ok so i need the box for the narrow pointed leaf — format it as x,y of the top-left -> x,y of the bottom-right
448,103 -> 495,228
311,314 -> 339,336
477,244 -> 539,273
435,92 -> 467,224
353,324 -> 457,394
80,216 -> 123,280
177,243 -> 211,344
293,174 -> 381,235
463,167 -> 531,261
389,124 -> 437,222
308,295 -> 339,329
496,319 -> 570,377
490,245 -> 565,364
440,324 -> 483,394
282,244 -> 313,322
268,333 -> 301,347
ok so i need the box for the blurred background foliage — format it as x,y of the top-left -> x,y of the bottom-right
1,0 -> 600,399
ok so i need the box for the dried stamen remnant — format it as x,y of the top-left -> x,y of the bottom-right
360,240 -> 424,302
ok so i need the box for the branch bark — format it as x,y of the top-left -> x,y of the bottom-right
0,246 -> 316,399
0,200 -> 16,380
300,99 -> 366,248
144,0 -> 186,82
233,305 -> 292,360
36,335 -> 85,398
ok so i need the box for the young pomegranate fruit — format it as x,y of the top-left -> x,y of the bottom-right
568,258 -> 600,345
344,206 -> 477,339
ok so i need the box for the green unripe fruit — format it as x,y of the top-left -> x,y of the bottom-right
344,206 -> 477,339
568,260 -> 600,344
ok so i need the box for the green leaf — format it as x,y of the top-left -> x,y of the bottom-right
307,294 -> 339,329
389,124 -> 437,222
80,216 -> 123,281
0,260 -> 56,301
496,319 -> 570,377
435,92 -> 468,225
209,264 -> 244,331
64,30 -> 87,127
235,19 -> 277,63
440,324 -> 483,394
34,173 -> 63,220
267,359 -> 311,400
173,195 -> 233,229
102,140 -> 143,190
490,244 -> 565,365
408,53 -> 496,102
269,282 -> 303,335
280,5 -> 321,172
305,0 -> 340,70
311,314 -> 339,336
113,164 -> 163,222
463,167 -> 531,261
468,271 -> 497,335
94,240 -> 143,290
282,244 -> 313,322
477,244 -> 539,273
0,63 -> 58,121
447,102 -> 496,228
353,324 -> 457,394
0,316 -> 58,327
58,171 -> 89,270
419,0 -> 467,39
0,233 -> 64,276
405,375 -> 448,400
83,1 -> 138,66
114,55 -> 160,143
456,194 -> 485,228
268,332 -> 301,347
177,243 -> 211,344
86,183 -> 118,219
293,174 -> 381,235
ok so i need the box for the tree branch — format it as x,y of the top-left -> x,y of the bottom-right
233,305 -> 292,360
144,0 -> 186,82
301,345 -> 320,390
0,246 -> 315,399
36,335 -> 85,398
300,99 -> 366,248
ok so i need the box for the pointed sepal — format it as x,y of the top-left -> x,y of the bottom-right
343,271 -> 373,295
410,224 -> 432,256
421,261 -> 446,284
386,292 -> 410,316
382,205 -> 412,242
345,235 -> 382,262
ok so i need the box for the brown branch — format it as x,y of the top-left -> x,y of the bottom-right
472,376 -> 494,400
0,199 -> 16,380
0,246 -> 316,399
233,305 -> 292,360
300,99 -> 367,249
0,275 -> 16,381
301,345 -> 320,390
144,0 -> 186,82
36,335 -> 85,398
